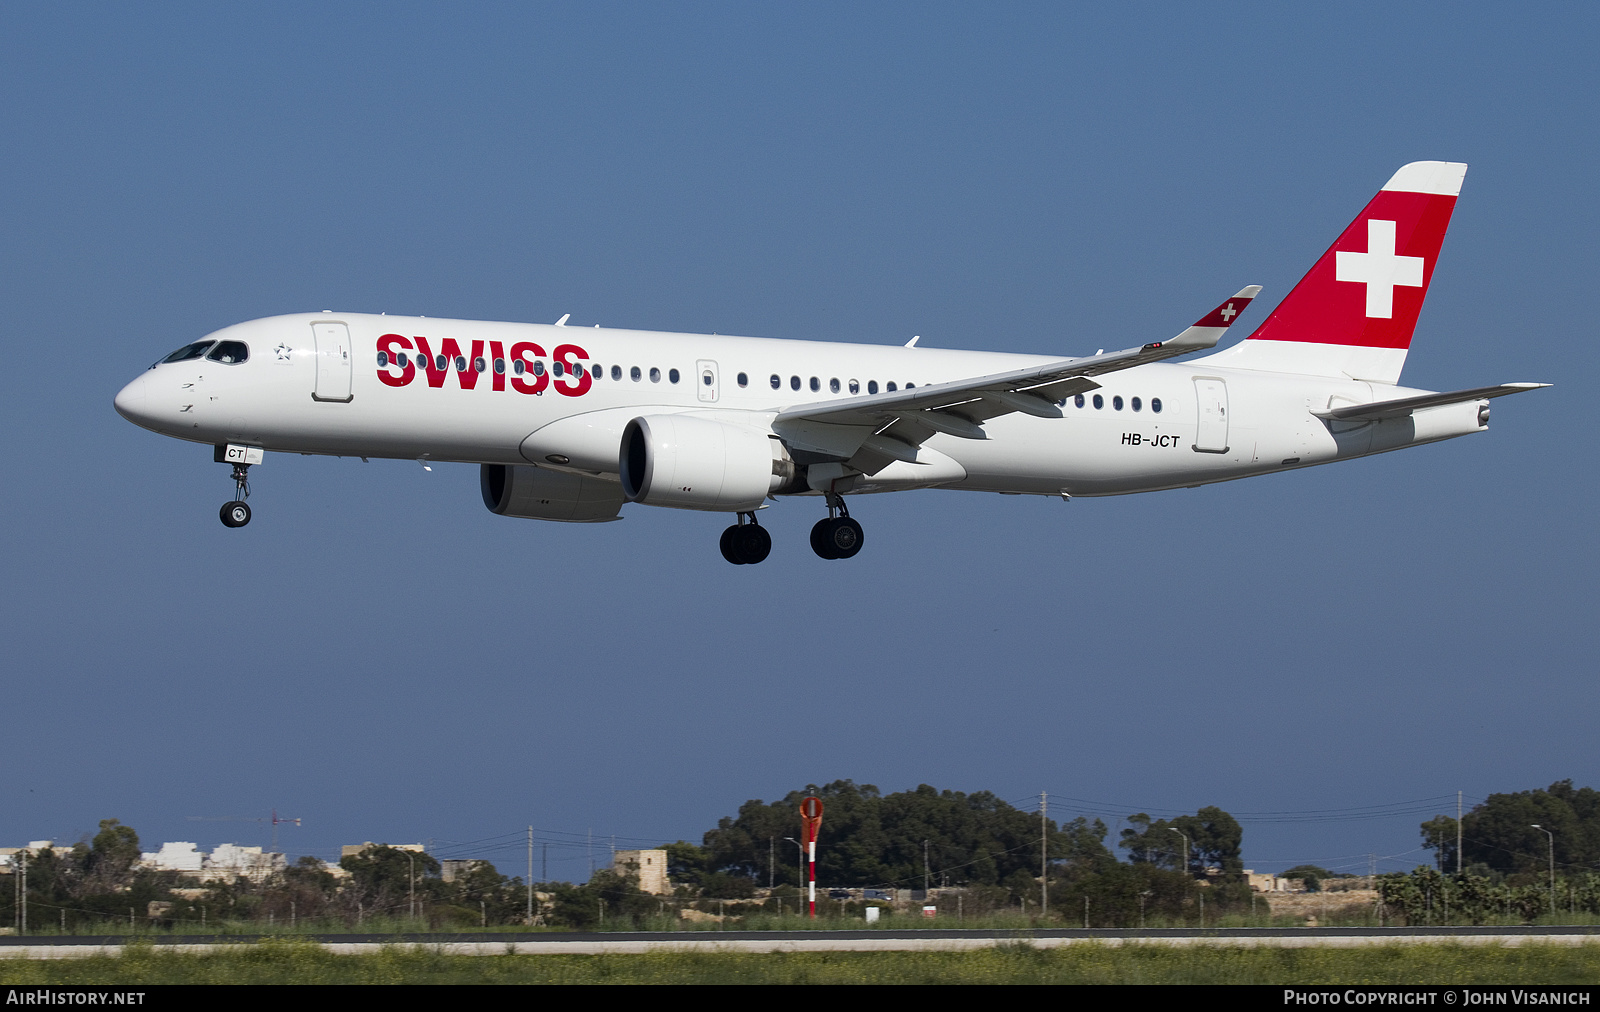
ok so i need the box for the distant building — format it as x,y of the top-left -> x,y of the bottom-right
440,859 -> 497,883
206,844 -> 285,884
137,841 -> 283,883
1246,870 -> 1291,892
141,842 -> 204,874
609,849 -> 670,895
341,842 -> 426,859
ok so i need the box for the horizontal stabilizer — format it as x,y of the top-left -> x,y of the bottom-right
1314,382 -> 1550,421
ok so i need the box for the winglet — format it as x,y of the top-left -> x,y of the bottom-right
1159,286 -> 1263,352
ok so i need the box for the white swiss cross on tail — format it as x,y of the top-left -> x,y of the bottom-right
1217,161 -> 1466,386
1336,219 -> 1425,318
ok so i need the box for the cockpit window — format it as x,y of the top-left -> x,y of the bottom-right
205,341 -> 249,364
159,341 -> 215,365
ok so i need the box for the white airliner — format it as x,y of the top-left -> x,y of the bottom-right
115,162 -> 1546,563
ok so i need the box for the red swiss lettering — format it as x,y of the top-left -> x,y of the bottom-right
489,341 -> 506,392
376,334 -> 414,387
509,341 -> 549,395
412,336 -> 450,389
553,344 -> 592,397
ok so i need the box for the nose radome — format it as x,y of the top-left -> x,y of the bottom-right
114,373 -> 151,427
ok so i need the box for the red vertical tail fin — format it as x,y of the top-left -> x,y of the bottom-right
1205,162 -> 1466,385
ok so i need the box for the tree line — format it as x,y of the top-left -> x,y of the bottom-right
8,778 -> 1595,932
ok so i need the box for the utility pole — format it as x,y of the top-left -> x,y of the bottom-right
527,826 -> 533,924
1040,792 -> 1049,918
923,839 -> 930,894
768,837 -> 774,889
405,850 -> 417,921
1531,825 -> 1556,919
1456,792 -> 1463,875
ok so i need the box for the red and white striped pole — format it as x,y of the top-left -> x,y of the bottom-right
800,797 -> 824,919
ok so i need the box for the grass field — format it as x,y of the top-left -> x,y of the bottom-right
3,940 -> 1599,985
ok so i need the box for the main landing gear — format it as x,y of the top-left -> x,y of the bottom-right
810,492 -> 863,560
220,462 -> 252,528
719,512 -> 771,565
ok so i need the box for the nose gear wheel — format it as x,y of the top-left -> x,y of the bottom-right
219,462 -> 253,528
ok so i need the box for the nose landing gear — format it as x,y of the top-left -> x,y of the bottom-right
810,493 -> 863,560
220,462 -> 252,528
719,512 -> 772,565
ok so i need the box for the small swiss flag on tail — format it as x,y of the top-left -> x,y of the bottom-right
1246,161 -> 1465,352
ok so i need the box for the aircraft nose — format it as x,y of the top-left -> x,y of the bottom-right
114,372 -> 152,427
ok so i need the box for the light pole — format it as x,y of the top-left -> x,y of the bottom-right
1168,827 -> 1193,927
1167,827 -> 1190,877
1531,825 -> 1556,921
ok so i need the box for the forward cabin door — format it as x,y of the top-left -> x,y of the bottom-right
696,360 -> 719,403
311,321 -> 354,402
1193,377 -> 1229,453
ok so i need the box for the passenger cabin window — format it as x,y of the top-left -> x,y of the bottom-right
868,380 -> 878,394
669,368 -> 680,384
770,374 -> 781,389
650,367 -> 661,382
737,372 -> 749,388
631,366 -> 642,381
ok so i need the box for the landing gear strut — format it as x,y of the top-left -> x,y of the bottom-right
220,462 -> 252,528
719,512 -> 771,565
810,492 -> 863,560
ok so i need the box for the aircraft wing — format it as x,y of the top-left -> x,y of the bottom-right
773,287 -> 1260,471
1314,382 -> 1550,421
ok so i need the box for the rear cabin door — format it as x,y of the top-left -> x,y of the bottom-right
311,321 -> 354,402
1193,378 -> 1229,453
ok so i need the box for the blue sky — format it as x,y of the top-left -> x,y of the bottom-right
1,2 -> 1593,883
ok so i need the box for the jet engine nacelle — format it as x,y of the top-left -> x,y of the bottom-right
620,415 -> 795,512
480,463 -> 626,523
